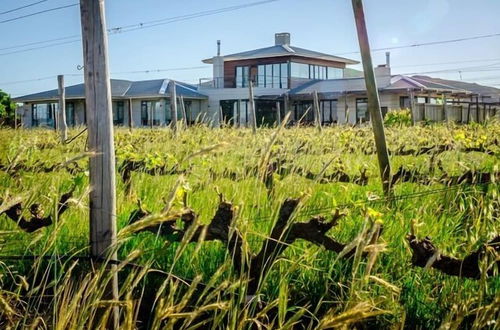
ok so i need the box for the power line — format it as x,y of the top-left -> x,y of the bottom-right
334,32 -> 500,56
392,57 -> 500,68
108,0 -> 279,34
397,63 -> 500,76
0,34 -> 80,51
0,0 -> 279,55
0,39 -> 81,56
0,0 -> 49,15
0,3 -> 78,24
0,65 -> 211,86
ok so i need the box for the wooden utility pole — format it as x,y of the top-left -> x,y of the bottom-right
79,0 -> 119,326
313,91 -> 322,132
170,81 -> 178,131
248,81 -> 257,134
276,101 -> 281,126
128,98 -> 133,131
180,96 -> 188,129
58,75 -> 68,142
351,0 -> 392,195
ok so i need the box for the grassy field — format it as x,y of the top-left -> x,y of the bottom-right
0,121 -> 499,329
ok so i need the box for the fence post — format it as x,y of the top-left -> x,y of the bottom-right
408,89 -> 417,125
150,101 -> 155,129
58,75 -> 68,142
219,106 -> 224,128
170,81 -> 178,132
351,0 -> 392,196
79,0 -> 119,326
128,98 -> 133,131
276,101 -> 281,126
248,81 -> 257,134
313,90 -> 322,132
180,95 -> 188,129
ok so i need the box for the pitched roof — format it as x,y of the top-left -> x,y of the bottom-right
202,44 -> 359,65
411,75 -> 500,99
289,75 -> 392,96
289,74 -> 478,97
13,79 -> 207,103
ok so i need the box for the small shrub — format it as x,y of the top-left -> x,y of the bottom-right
384,109 -> 412,127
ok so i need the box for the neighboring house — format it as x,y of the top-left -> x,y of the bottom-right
13,32 -> 500,128
14,79 -> 207,128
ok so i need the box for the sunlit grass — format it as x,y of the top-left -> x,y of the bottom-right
0,121 -> 499,328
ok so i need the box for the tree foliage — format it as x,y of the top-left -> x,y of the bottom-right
0,89 -> 17,127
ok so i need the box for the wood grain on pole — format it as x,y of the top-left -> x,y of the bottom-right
351,0 -> 392,195
170,81 -> 178,131
248,81 -> 257,134
79,0 -> 119,325
57,75 -> 68,142
313,90 -> 322,132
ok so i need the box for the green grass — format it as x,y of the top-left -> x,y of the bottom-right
0,122 -> 499,329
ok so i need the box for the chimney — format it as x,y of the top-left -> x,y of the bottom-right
217,40 -> 221,56
275,32 -> 290,46
385,51 -> 391,68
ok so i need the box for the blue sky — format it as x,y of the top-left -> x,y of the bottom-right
2,0 -> 500,97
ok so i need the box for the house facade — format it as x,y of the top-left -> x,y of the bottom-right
15,79 -> 208,128
13,33 -> 500,128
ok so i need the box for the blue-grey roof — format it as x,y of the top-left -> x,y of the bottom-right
203,44 -> 359,65
13,79 -> 207,102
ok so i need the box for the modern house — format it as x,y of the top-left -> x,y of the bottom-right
13,32 -> 500,128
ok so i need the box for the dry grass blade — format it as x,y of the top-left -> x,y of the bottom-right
318,302 -> 389,329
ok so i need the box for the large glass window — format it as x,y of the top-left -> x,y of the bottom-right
291,62 -> 344,80
280,63 -> 288,89
236,66 -> 249,88
272,63 -> 280,88
114,101 -> 124,125
256,63 -> 288,88
258,65 -> 265,88
32,103 -> 55,128
356,98 -> 369,123
328,67 -> 343,79
290,62 -> 309,78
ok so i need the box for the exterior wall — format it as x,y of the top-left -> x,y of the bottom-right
20,103 -> 32,128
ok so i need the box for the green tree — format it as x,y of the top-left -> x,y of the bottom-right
0,89 -> 17,127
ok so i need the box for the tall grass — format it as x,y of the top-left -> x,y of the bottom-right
0,122 -> 499,328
